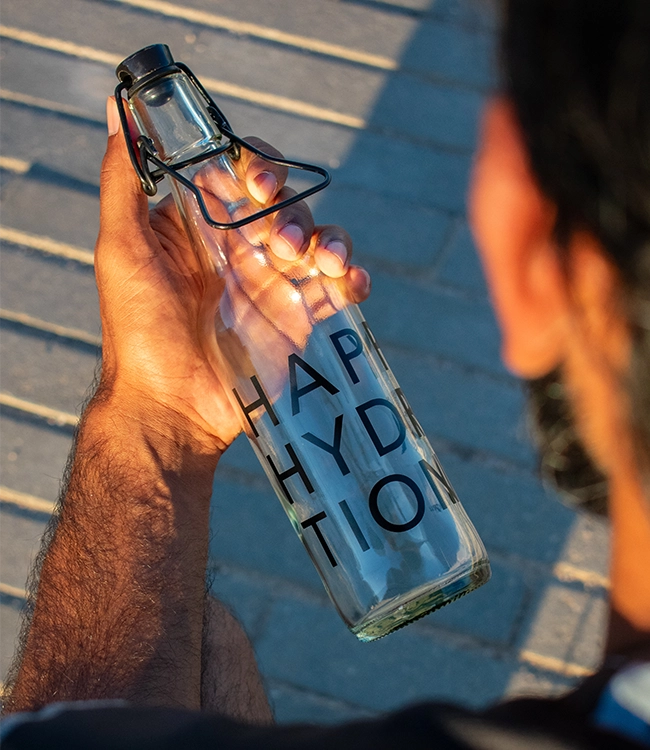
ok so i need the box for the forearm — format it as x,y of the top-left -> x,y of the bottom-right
3,391 -> 220,713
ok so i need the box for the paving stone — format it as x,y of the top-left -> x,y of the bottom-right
209,479 -> 326,593
421,558 -> 526,646
0,41 -> 111,126
175,0 -> 423,62
0,244 -> 100,336
0,174 -> 13,195
0,505 -> 49,591
333,131 -> 472,213
437,221 -> 488,297
256,594 -> 513,711
1,105 -> 106,189
400,17 -> 496,88
0,39 -> 139,123
269,680 -> 375,725
517,580 -> 608,672
568,594 -> 608,670
361,275 -> 503,372
388,0 -> 434,10
218,433 -> 266,477
367,74 -> 483,149
386,346 -> 534,466
207,567 -> 276,638
505,666 -> 575,700
189,30 -> 377,128
436,449 -> 576,564
555,513 -> 610,582
1,600 -> 23,683
429,0 -> 498,30
314,185 -> 452,269
0,324 -> 99,415
0,414 -> 72,502
0,173 -> 100,252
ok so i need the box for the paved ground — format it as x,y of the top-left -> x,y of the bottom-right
0,0 -> 610,723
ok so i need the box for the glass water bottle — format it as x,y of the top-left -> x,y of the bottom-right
115,45 -> 490,641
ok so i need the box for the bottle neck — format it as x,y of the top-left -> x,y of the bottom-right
128,71 -> 222,164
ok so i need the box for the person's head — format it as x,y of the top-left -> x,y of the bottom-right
470,0 -> 650,514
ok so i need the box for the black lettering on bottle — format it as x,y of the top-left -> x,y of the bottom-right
301,511 -> 337,567
266,443 -> 314,505
288,354 -> 339,416
330,328 -> 364,384
361,321 -> 389,371
302,414 -> 349,476
369,474 -> 425,532
418,458 -> 459,507
339,500 -> 370,552
356,398 -> 406,457
395,387 -> 425,439
233,376 -> 279,437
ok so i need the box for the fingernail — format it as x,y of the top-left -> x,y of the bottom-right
252,171 -> 277,203
106,97 -> 120,136
358,267 -> 371,295
278,223 -> 304,256
325,240 -> 347,269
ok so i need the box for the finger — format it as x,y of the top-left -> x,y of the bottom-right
268,187 -> 315,261
98,96 -> 150,250
312,225 -> 353,279
344,264 -> 372,304
240,136 -> 289,205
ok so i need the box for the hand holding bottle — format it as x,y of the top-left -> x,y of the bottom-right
97,97 -> 370,451
113,44 -> 490,641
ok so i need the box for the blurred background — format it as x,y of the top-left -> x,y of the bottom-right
0,0 -> 610,723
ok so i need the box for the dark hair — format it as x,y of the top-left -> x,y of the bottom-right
502,0 -> 650,489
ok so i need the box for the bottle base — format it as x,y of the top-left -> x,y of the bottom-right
350,560 -> 491,642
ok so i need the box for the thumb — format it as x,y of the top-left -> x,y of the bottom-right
98,96 -> 150,242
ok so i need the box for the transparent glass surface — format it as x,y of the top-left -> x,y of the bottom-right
128,74 -> 491,640
129,72 -> 222,164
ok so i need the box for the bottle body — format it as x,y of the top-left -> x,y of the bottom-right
213,297 -> 491,640
127,69 -> 490,640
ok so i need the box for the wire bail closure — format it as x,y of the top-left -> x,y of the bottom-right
114,61 -> 331,231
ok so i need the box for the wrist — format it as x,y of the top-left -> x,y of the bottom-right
84,383 -> 223,476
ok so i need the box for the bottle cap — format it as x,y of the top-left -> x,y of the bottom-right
116,44 -> 175,89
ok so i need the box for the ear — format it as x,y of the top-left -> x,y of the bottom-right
469,99 -> 569,378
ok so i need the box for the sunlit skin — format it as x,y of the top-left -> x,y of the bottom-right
470,98 -> 650,656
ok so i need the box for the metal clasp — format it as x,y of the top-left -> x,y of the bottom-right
114,62 -> 331,231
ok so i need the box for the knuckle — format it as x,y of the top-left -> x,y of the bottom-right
275,202 -> 314,231
319,224 -> 353,248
